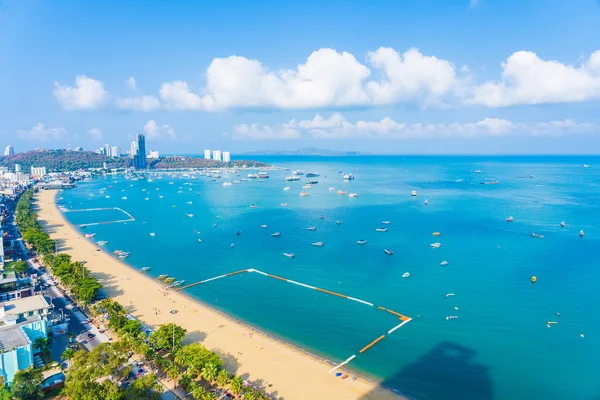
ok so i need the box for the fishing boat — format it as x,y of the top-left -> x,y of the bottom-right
382,221 -> 391,225
307,227 -> 317,231
356,240 -> 367,244
141,267 -> 151,272
271,232 -> 281,237
531,233 -> 544,238
432,232 -> 441,236
384,249 -> 394,255
506,216 -> 514,222
283,186 -> 291,191
84,233 -> 96,238
157,274 -> 168,281
283,253 -> 295,258
336,221 -> 342,225
430,242 -> 441,248
411,191 -> 417,196
376,227 -> 388,232
96,240 -> 108,246
402,272 -> 410,278
312,242 -> 324,247
441,261 -> 448,266
299,191 -> 310,197
580,229 -> 584,237
261,224 -> 268,229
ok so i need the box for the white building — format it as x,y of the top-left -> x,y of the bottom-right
222,152 -> 231,162
3,172 -> 29,184
104,144 -> 110,156
75,146 -> 83,152
204,150 -> 211,159
212,150 -> 221,161
148,150 -> 160,159
30,167 -> 47,178
4,145 -> 14,156
110,146 -> 121,157
14,164 -> 21,173
130,141 -> 138,157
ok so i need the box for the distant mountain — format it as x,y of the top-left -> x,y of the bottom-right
244,147 -> 363,156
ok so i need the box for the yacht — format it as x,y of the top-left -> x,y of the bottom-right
348,193 -> 359,198
384,249 -> 394,255
337,190 -> 347,195
96,240 -> 108,246
382,221 -> 391,225
312,242 -> 324,247
531,233 -> 544,238
440,261 -> 448,266
356,240 -> 367,245
271,232 -> 281,237
283,186 -> 291,191
223,182 -> 232,186
300,191 -> 310,197
150,232 -> 156,237
402,272 -> 410,278
306,172 -> 320,178
430,242 -> 441,248
261,224 -> 268,229
283,253 -> 295,258
307,227 -> 317,231
560,221 -> 565,227
343,174 -> 355,180
411,191 -> 417,196
376,227 -> 388,232
84,233 -> 96,238
506,216 -> 514,222
579,229 -> 584,237
141,267 -> 151,272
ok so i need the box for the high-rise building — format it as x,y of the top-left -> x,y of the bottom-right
212,150 -> 221,161
14,164 -> 21,173
133,134 -> 146,169
130,141 -> 138,157
204,149 -> 211,159
30,166 -> 47,177
104,144 -> 110,156
4,145 -> 14,156
110,146 -> 121,157
148,150 -> 160,159
222,152 -> 231,162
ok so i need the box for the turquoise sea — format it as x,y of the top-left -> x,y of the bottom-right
58,156 -> 600,400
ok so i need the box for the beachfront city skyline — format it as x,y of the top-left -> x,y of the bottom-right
1,0 -> 600,155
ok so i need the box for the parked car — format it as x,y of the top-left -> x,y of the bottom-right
87,333 -> 95,339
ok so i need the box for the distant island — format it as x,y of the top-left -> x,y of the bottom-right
0,150 -> 269,173
243,147 -> 362,156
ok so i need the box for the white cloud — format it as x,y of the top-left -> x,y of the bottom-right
468,50 -> 600,107
116,96 -> 161,112
17,123 -> 67,141
143,120 -> 179,139
159,81 -> 203,110
53,76 -> 108,110
126,76 -> 137,89
232,114 -> 598,140
88,127 -> 103,141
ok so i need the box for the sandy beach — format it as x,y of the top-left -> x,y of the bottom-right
35,189 -> 403,400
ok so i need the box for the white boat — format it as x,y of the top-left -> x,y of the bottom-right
343,174 -> 355,180
122,196 -> 128,200
402,272 -> 410,278
579,229 -> 584,237
531,233 -> 544,238
424,200 -> 428,205
271,232 -> 281,237
283,253 -> 295,258
356,240 -> 367,244
145,197 -> 149,201
376,227 -> 388,232
281,203 -> 288,207
187,214 -> 194,218
307,227 -> 317,231
312,242 -> 324,247
446,316 -> 458,320
583,164 -> 590,168
507,216 -> 514,222
250,204 -> 257,208
382,221 -> 391,225
233,180 -> 240,184
283,186 -> 291,191
96,240 -> 108,245
299,191 -> 310,197
285,176 -> 301,181
159,195 -> 164,198
384,249 -> 394,255
560,221 -> 565,227
329,187 -> 335,191
302,184 -> 312,189
260,224 -> 268,229
440,261 -> 448,266
337,190 -> 347,195
84,233 -> 96,238
223,182 -> 232,186
348,193 -> 359,198
292,170 -> 304,176
411,191 -> 417,196
445,293 -> 455,298
141,267 -> 151,272
430,242 -> 441,248
197,239 -> 203,243
105,195 -> 110,199
150,232 -> 156,237
230,244 -> 235,248
187,201 -> 193,205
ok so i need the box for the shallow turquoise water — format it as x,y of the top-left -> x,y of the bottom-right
58,156 -> 600,400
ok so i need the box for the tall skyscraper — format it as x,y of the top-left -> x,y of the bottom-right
14,164 -> 21,173
212,150 -> 221,161
222,152 -> 231,162
104,144 -> 110,156
110,146 -> 121,157
204,149 -> 211,159
130,141 -> 138,157
4,145 -> 14,156
134,134 -> 147,169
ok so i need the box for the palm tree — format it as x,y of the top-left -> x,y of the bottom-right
186,364 -> 200,380
216,369 -> 230,396
165,363 -> 180,387
179,374 -> 192,391
242,386 -> 257,400
203,392 -> 218,400
201,362 -> 219,386
190,383 -> 207,400
34,337 -> 51,363
230,376 -> 244,399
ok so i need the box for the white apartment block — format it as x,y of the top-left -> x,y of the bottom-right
204,150 -> 211,159
212,150 -> 221,161
148,150 -> 160,159
30,167 -> 47,177
222,152 -> 231,162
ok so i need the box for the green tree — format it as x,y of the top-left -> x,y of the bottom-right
243,386 -> 257,400
230,376 -> 244,400
5,260 -> 28,275
12,369 -> 43,400
216,369 -> 230,395
178,374 -> 192,391
165,363 -> 180,387
123,374 -> 162,400
190,384 -> 207,400
148,323 -> 186,352
201,362 -> 219,386
33,337 -> 51,363
0,387 -> 12,400
61,347 -> 77,367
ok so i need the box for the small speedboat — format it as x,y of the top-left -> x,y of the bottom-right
235,231 -> 242,236
213,223 -> 217,228
250,204 -> 257,209
141,267 -> 151,272
261,224 -> 268,229
424,200 -> 428,205
319,215 -> 325,220
187,214 -> 194,218
402,272 -> 410,278
384,249 -> 394,255
84,233 -> 96,238
281,203 -> 288,207
531,233 -> 544,238
446,316 -> 458,320
506,216 -> 514,222
335,221 -> 342,225
312,242 -> 324,247
271,232 -> 281,237
299,191 -> 310,197
356,240 -> 367,245
348,193 -> 359,198
440,261 -> 448,266
150,232 -> 156,237
579,229 -> 584,237
376,228 -> 388,232
96,240 -> 108,246
411,191 -> 417,196
337,190 -> 347,195
231,243 -> 235,248
432,232 -> 441,236
122,196 -> 128,200
197,239 -> 203,243
283,186 -> 291,191
283,253 -> 295,258
560,221 -> 565,227
157,274 -> 168,281
382,221 -> 391,225
307,227 -> 317,231
430,242 -> 441,248
445,293 -> 455,298
329,187 -> 335,191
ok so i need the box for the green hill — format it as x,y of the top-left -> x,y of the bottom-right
0,149 -> 129,172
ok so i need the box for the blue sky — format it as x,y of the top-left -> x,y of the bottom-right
1,0 -> 600,154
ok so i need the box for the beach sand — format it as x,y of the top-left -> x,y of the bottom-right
35,189 -> 403,400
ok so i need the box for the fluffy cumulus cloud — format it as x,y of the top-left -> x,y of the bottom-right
53,76 -> 108,110
230,113 -> 597,140
143,120 -> 180,139
88,127 -> 103,141
468,50 -> 600,106
159,81 -> 203,110
116,95 -> 161,111
17,123 -> 67,141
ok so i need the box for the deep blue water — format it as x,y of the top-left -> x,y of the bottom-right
58,156 -> 600,400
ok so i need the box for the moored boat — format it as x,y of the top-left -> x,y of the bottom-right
384,249 -> 394,255
356,240 -> 367,244
271,232 -> 281,237
283,253 -> 295,258
307,227 -> 317,231
157,274 -> 168,281
376,227 -> 388,232
506,216 -> 514,222
299,191 -> 310,197
312,242 -> 324,247
430,242 -> 441,248
441,261 -> 448,266
402,272 -> 410,278
261,224 -> 268,228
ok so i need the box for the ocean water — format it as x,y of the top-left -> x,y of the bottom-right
58,156 -> 600,400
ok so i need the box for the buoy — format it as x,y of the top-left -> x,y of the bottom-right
531,276 -> 537,283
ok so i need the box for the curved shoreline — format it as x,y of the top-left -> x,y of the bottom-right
35,189 -> 406,400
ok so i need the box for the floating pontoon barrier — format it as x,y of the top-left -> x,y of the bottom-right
177,269 -> 249,290
359,335 -> 386,353
388,318 -> 412,334
328,355 -> 356,374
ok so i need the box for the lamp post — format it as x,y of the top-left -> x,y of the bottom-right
170,309 -> 178,353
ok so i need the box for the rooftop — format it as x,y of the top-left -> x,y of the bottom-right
0,295 -> 50,317
0,324 -> 30,350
